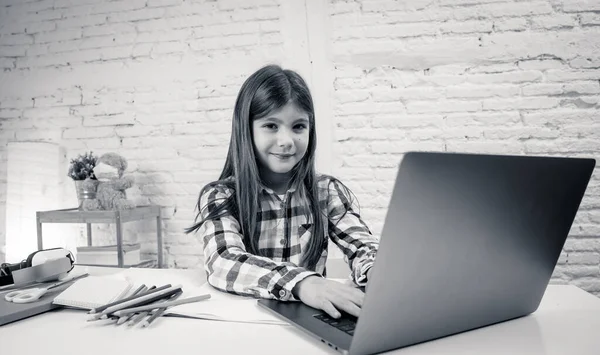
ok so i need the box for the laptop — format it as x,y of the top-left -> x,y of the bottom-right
257,152 -> 596,355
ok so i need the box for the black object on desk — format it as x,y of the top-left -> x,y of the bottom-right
0,282 -> 71,326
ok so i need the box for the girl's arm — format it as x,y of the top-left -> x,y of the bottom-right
198,185 -> 319,301
326,178 -> 379,286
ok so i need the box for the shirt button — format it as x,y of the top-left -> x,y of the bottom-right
280,239 -> 286,246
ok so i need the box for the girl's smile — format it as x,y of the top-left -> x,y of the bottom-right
272,153 -> 294,159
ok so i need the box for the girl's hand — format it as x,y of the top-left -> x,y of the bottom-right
293,276 -> 365,319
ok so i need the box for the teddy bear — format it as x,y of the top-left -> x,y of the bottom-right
81,152 -> 136,211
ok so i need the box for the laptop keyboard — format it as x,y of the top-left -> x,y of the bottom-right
313,313 -> 358,335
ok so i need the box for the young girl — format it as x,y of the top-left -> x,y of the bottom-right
186,64 -> 379,319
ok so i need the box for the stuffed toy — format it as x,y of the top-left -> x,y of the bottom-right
81,152 -> 136,211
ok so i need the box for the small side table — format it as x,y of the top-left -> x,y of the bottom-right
36,205 -> 163,268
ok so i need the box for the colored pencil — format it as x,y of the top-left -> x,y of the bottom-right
113,293 -> 210,317
127,290 -> 183,327
116,285 -> 149,325
141,291 -> 184,328
92,285 -> 183,320
88,284 -> 166,314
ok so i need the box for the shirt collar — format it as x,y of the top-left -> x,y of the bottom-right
259,182 -> 297,196
224,175 -> 297,195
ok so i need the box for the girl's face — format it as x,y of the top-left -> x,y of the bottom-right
252,102 -> 310,177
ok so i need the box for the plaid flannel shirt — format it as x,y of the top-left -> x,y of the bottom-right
197,175 -> 379,301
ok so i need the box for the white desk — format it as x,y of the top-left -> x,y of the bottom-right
1,267 -> 600,355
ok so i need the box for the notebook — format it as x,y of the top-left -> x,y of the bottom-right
52,275 -> 133,310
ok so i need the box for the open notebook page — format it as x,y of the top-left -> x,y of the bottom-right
52,274 -> 133,310
164,282 -> 289,325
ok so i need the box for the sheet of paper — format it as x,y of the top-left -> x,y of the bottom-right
163,282 -> 289,326
52,273 -> 133,309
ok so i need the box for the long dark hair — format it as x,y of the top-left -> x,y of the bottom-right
186,64 -> 332,270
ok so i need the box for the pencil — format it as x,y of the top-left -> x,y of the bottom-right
88,285 -> 172,321
127,290 -> 182,327
116,285 -> 149,325
101,288 -> 181,322
113,293 -> 210,317
88,284 -> 167,314
141,290 -> 184,328
104,280 -> 136,324
127,311 -> 149,327
93,285 -> 183,320
129,284 -> 148,298
108,288 -> 183,317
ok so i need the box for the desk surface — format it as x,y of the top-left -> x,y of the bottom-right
1,267 -> 599,355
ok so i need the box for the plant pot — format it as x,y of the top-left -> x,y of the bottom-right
74,179 -> 98,210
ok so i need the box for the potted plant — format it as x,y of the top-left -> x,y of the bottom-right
67,151 -> 99,208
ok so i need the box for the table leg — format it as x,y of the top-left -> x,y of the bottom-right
116,212 -> 124,268
36,213 -> 43,250
157,212 -> 163,269
87,223 -> 92,246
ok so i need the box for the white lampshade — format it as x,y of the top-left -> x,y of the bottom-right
5,142 -> 78,263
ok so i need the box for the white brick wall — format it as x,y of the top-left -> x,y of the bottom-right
328,0 -> 600,296
0,0 -> 599,296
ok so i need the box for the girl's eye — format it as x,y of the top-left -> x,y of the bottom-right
264,124 -> 277,130
294,124 -> 307,130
